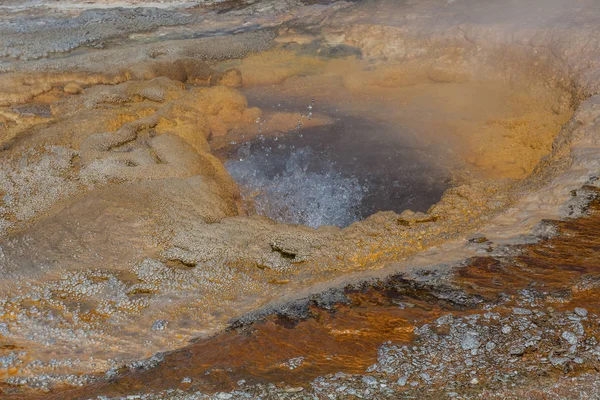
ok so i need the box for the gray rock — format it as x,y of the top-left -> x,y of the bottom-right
104,367 -> 118,380
362,376 -> 378,386
419,373 -> 432,384
436,314 -> 454,326
575,307 -> 588,317
561,331 -> 578,345
512,307 -> 533,315
0,322 -> 9,336
152,319 -> 168,331
460,333 -> 480,350
397,376 -> 408,386
550,355 -> 570,367
284,387 -> 304,393
509,345 -> 525,356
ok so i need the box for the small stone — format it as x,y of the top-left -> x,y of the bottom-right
105,367 -> 118,380
181,377 -> 192,384
550,356 -> 570,367
562,331 -> 578,345
284,387 -> 304,393
414,324 -> 432,336
362,376 -> 378,386
486,341 -> 497,351
215,393 -> 233,400
569,344 -> 578,353
152,319 -> 168,331
397,376 -> 408,386
436,314 -> 454,326
512,307 -> 533,315
501,325 -> 512,334
574,308 -> 588,317
470,378 -> 479,385
461,333 -> 480,350
285,356 -> 304,370
509,345 -> 525,356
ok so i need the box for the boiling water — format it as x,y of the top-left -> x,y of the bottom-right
223,117 -> 451,228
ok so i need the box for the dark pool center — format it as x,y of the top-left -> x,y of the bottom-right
222,114 -> 451,228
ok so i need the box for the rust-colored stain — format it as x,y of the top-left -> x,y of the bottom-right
457,188 -> 600,314
17,188 -> 600,399
36,290 -> 452,400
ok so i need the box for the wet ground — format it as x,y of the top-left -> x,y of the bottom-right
23,187 -> 600,399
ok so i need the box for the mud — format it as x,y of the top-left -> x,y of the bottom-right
0,0 -> 599,398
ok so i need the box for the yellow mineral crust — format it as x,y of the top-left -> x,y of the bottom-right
0,71 -> 129,107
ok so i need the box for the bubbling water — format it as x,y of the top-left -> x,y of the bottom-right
227,146 -> 365,228
224,117 -> 451,228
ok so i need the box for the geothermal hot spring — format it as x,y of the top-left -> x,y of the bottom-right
1,0 -> 600,399
219,102 -> 452,229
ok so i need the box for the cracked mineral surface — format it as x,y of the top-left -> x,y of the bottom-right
1,0 -> 600,398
